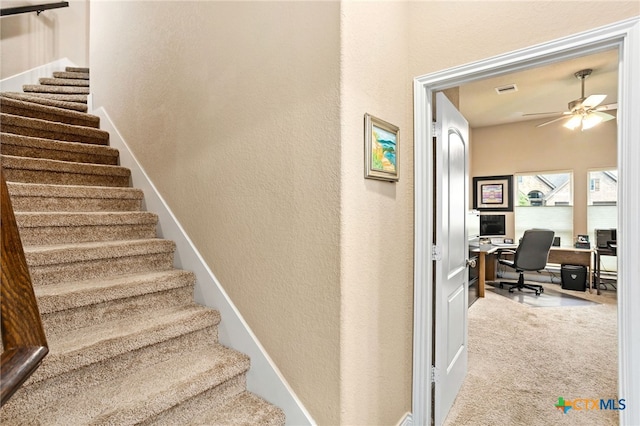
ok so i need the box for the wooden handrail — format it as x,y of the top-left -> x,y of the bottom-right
1,168 -> 48,406
1,2 -> 69,17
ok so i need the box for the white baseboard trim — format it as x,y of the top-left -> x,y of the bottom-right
0,58 -> 76,92
396,412 -> 413,426
95,108 -> 315,426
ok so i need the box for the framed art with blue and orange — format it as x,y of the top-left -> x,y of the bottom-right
364,113 -> 399,182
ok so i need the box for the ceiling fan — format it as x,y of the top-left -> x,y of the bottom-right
524,68 -> 617,130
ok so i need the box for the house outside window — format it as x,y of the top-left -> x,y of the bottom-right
515,171 -> 573,246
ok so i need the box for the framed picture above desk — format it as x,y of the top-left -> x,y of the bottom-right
473,175 -> 513,212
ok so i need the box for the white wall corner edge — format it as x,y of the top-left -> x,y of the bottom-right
94,107 -> 315,426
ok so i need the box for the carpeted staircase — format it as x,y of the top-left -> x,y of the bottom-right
0,67 -> 286,425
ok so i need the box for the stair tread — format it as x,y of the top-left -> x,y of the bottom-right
31,305 -> 224,385
1,92 -> 88,111
39,77 -> 90,87
7,182 -> 143,212
24,238 -> 175,266
193,391 -> 286,425
23,84 -> 90,95
16,211 -> 158,228
30,344 -> 248,425
49,304 -> 218,355
0,113 -> 108,143
6,181 -> 143,200
52,71 -> 90,80
1,133 -> 118,161
2,154 -> 129,176
17,93 -> 88,103
35,269 -> 195,314
0,95 -> 99,126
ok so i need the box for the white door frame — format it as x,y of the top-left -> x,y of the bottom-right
412,17 -> 640,425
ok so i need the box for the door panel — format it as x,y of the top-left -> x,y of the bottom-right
434,92 -> 470,425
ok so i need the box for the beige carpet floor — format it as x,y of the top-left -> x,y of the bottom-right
444,283 -> 618,426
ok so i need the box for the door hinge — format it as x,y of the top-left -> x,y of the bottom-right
432,244 -> 442,261
432,122 -> 438,137
431,365 -> 438,383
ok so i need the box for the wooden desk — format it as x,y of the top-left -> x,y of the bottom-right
470,245 -> 502,298
547,247 -> 596,294
471,245 -> 596,297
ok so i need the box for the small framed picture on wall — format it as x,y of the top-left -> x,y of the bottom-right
473,175 -> 513,212
364,113 -> 399,182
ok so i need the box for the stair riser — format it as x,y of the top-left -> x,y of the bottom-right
43,286 -> 194,337
9,193 -> 142,212
31,309 -> 220,384
1,327 -> 219,421
0,122 -> 107,145
66,66 -> 89,74
141,374 -> 246,426
0,102 -> 99,128
1,142 -> 118,166
27,252 -> 175,286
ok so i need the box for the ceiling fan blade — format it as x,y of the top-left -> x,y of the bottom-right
582,94 -> 607,109
522,111 -> 566,117
593,111 -> 615,122
536,115 -> 571,128
594,102 -> 617,112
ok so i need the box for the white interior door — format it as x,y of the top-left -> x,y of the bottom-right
433,91 -> 470,425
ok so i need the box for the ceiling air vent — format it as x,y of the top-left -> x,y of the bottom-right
495,84 -> 518,94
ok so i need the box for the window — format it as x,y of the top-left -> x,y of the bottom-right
588,169 -> 617,271
515,171 -> 573,246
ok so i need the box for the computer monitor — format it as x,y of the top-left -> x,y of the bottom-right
596,229 -> 617,248
480,214 -> 506,236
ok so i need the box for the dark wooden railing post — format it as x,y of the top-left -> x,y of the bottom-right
1,168 -> 48,406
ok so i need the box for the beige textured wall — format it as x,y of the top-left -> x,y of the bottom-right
340,2 -> 414,425
470,118 -> 617,238
90,2 -> 342,424
0,0 -> 89,78
409,2 -> 639,78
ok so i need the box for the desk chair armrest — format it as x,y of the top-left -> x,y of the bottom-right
497,249 -> 516,258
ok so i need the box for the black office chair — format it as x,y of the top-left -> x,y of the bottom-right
498,229 -> 555,296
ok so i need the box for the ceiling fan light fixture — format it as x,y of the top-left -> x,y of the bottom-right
581,113 -> 604,131
564,115 -> 583,130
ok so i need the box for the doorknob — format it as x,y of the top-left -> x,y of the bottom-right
466,258 -> 477,268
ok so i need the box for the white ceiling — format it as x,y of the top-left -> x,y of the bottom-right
458,49 -> 619,128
